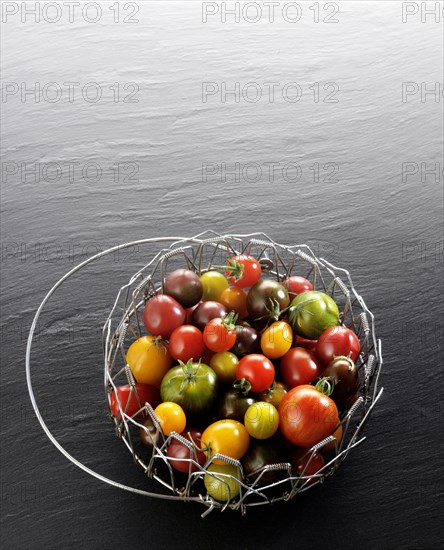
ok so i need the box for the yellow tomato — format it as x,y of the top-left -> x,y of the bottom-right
204,464 -> 241,501
201,419 -> 250,465
126,335 -> 172,387
244,402 -> 279,439
260,321 -> 293,359
200,271 -> 229,301
154,402 -> 186,436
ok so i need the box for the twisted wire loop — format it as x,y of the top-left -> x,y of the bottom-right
26,233 -> 382,516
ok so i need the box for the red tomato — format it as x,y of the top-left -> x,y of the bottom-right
283,276 -> 313,297
225,255 -> 262,289
143,295 -> 185,339
279,385 -> 338,447
236,354 -> 275,393
316,326 -> 361,366
291,447 -> 325,481
203,314 -> 237,353
110,383 -> 160,420
166,428 -> 207,473
280,347 -> 322,388
168,325 -> 205,362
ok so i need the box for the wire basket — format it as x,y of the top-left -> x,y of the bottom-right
102,232 -> 383,516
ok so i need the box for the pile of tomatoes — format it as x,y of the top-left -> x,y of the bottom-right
110,254 -> 362,502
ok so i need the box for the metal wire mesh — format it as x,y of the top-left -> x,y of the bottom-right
103,232 -> 383,515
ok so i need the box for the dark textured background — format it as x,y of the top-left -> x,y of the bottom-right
1,2 -> 443,549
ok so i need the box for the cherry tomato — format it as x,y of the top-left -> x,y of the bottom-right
260,320 -> 293,359
200,271 -> 229,301
126,335 -> 172,387
210,351 -> 239,383
219,287 -> 248,318
288,291 -> 339,340
201,419 -> 250,464
163,269 -> 203,308
166,428 -> 206,473
258,381 -> 289,407
236,354 -> 275,393
244,402 -> 279,440
168,325 -> 205,362
217,388 -> 256,422
242,439 -> 288,485
290,448 -> 325,481
322,356 -> 359,407
280,347 -> 322,388
110,383 -> 160,420
279,385 -> 339,447
154,402 -> 186,436
204,464 -> 241,501
316,326 -> 361,366
224,255 -> 262,289
247,279 -> 290,324
283,276 -> 313,298
203,313 -> 237,353
231,325 -> 261,357
143,295 -> 185,339
192,301 -> 228,331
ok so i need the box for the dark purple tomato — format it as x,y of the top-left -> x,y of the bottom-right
164,269 -> 203,308
192,301 -> 228,331
322,356 -> 359,407
242,439 -> 288,485
231,325 -> 261,357
247,279 -> 290,323
217,388 -> 256,422
166,428 -> 206,473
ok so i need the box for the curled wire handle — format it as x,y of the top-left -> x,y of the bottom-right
25,236 -> 217,500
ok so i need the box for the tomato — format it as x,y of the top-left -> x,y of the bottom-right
204,464 -> 241,501
247,279 -> 290,323
200,271 -> 229,301
323,424 -> 343,452
210,351 -> 239,383
219,287 -> 248,318
322,356 -> 359,407
260,320 -> 293,359
290,448 -> 325,480
231,325 -> 261,357
143,295 -> 186,339
126,335 -> 172,387
283,276 -> 313,298
192,301 -> 228,331
203,313 -> 237,353
279,385 -> 339,447
280,347 -> 322,388
139,415 -> 163,448
288,291 -> 339,339
185,303 -> 200,324
242,439 -> 288,485
236,354 -> 275,393
163,269 -> 203,308
258,381 -> 289,407
168,325 -> 205,362
160,360 -> 218,416
201,419 -> 250,464
166,428 -> 206,473
110,383 -> 160,420
217,388 -> 256,422
244,402 -> 279,439
293,335 -> 318,352
224,255 -> 262,289
154,402 -> 186,436
316,326 -> 361,366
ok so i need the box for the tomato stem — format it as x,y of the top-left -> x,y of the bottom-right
233,378 -> 252,396
212,259 -> 245,282
315,377 -> 335,397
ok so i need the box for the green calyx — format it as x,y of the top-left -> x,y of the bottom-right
222,310 -> 239,330
233,378 -> 252,396
147,336 -> 168,354
315,377 -> 336,397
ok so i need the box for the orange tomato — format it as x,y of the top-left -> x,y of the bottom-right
219,287 -> 248,318
154,402 -> 186,436
126,336 -> 172,387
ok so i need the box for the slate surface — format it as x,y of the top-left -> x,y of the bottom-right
1,2 -> 443,549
